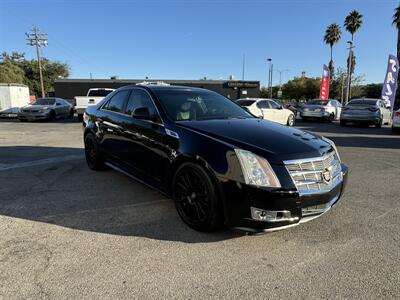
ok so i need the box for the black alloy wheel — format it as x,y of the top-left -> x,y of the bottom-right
172,163 -> 222,232
84,133 -> 105,170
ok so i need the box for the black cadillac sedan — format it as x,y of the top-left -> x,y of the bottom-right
83,84 -> 348,233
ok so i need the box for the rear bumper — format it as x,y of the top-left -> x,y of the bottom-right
222,164 -> 348,233
392,118 -> 400,128
300,111 -> 330,118
341,114 -> 380,123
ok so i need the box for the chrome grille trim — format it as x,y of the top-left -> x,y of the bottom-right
284,151 -> 343,195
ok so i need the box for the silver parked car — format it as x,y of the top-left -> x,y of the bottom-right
340,98 -> 392,128
300,99 -> 342,122
18,97 -> 74,121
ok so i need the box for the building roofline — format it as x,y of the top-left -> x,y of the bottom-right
54,78 -> 260,84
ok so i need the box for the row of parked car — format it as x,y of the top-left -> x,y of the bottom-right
11,87 -> 400,133
235,97 -> 400,132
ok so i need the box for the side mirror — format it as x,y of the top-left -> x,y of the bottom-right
277,106 -> 283,109
133,107 -> 157,121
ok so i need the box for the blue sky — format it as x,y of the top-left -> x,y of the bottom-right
0,0 -> 398,86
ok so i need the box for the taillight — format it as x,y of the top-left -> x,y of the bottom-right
368,107 -> 379,112
394,111 -> 400,117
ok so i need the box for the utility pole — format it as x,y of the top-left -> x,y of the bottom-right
345,41 -> 354,105
242,54 -> 245,81
267,58 -> 272,98
26,26 -> 48,98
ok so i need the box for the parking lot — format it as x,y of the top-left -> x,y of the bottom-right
0,118 -> 399,299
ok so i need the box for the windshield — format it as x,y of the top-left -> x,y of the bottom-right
307,100 -> 328,106
33,98 -> 55,105
236,99 -> 256,107
88,89 -> 113,97
348,99 -> 377,106
153,89 -> 253,121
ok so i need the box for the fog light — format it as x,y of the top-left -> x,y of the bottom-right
250,207 -> 299,223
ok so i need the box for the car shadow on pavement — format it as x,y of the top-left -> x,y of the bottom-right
0,146 -> 242,243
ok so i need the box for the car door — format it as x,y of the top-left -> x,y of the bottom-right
268,100 -> 284,123
97,89 -> 131,158
119,88 -> 168,184
54,99 -> 64,116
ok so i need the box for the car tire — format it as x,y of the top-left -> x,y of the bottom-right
49,110 -> 56,121
172,163 -> 223,232
78,114 -> 83,122
69,109 -> 74,119
328,113 -> 335,122
287,114 -> 295,126
375,118 -> 382,128
84,133 -> 105,170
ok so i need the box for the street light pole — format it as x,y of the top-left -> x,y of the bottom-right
345,41 -> 354,105
26,26 -> 48,98
276,69 -> 289,89
267,58 -> 272,97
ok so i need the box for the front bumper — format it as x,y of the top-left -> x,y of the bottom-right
222,164 -> 348,233
17,111 -> 50,120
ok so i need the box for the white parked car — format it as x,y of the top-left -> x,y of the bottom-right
392,109 -> 400,133
300,99 -> 342,122
236,98 -> 295,126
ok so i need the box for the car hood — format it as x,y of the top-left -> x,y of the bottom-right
22,105 -> 53,110
176,118 -> 332,163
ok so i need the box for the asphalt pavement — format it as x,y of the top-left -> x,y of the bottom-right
0,118 -> 399,299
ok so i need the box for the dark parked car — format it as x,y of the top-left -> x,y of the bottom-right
275,99 -> 298,116
83,85 -> 348,233
18,97 -> 74,121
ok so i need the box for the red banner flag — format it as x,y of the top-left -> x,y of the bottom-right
319,65 -> 330,100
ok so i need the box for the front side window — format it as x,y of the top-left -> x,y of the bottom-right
269,100 -> 280,109
103,90 -> 130,113
257,101 -> 269,109
125,89 -> 157,116
33,98 -> 56,105
153,89 -> 253,121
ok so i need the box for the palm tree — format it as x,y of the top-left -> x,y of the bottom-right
324,23 -> 342,79
393,4 -> 400,65
344,10 -> 363,42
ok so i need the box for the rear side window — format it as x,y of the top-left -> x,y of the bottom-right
125,89 -> 157,116
102,90 -> 130,113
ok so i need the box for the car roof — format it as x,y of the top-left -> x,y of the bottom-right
120,84 -> 210,93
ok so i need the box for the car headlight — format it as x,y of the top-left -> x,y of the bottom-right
235,149 -> 281,188
321,136 -> 341,161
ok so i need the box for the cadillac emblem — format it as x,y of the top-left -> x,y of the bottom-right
322,169 -> 331,183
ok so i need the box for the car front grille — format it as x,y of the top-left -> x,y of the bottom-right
284,151 -> 342,194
